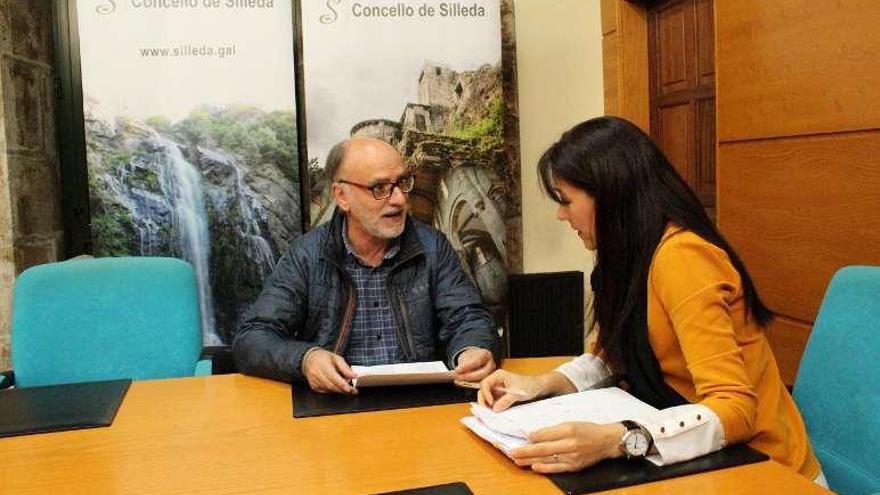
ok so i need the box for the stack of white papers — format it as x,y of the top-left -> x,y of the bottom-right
351,361 -> 454,387
461,387 -> 658,455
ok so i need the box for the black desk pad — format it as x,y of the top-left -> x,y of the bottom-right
0,379 -> 131,438
292,382 -> 476,418
372,482 -> 473,495
547,444 -> 768,494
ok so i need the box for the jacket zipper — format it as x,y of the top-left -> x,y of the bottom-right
330,248 -> 421,358
388,253 -> 420,359
393,292 -> 415,359
332,274 -> 357,355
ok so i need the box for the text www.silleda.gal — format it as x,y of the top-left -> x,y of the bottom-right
139,44 -> 237,58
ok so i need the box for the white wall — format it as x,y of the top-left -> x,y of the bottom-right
515,0 -> 604,276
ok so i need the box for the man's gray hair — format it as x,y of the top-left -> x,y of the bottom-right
324,139 -> 350,182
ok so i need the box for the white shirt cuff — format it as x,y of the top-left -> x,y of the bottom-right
640,403 -> 726,466
555,355 -> 727,467
554,354 -> 613,392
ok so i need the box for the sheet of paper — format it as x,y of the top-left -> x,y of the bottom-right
460,416 -> 527,455
471,387 -> 657,437
351,361 -> 454,387
464,387 -> 658,444
351,361 -> 450,376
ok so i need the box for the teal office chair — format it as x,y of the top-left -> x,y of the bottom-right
8,257 -> 211,388
793,265 -> 880,495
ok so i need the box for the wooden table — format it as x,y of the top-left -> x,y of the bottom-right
1,357 -> 829,494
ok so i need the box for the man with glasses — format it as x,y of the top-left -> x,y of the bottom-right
233,137 -> 500,393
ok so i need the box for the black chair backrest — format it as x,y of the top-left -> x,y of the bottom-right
201,346 -> 238,375
507,271 -> 584,357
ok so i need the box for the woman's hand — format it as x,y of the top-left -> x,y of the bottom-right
510,421 -> 625,473
477,369 -> 578,412
477,370 -> 545,411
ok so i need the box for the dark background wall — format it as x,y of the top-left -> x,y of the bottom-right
0,0 -> 64,369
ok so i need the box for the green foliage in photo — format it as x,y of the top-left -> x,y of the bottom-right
91,201 -> 134,257
172,105 -> 299,183
145,116 -> 172,134
449,96 -> 504,150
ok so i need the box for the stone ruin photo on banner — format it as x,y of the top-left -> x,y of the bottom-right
302,0 -> 521,331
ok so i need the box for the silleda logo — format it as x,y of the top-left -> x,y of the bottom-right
96,0 -> 116,14
320,0 -> 342,24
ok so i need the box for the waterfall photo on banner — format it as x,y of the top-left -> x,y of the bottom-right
75,0 -> 302,344
302,0 -> 521,328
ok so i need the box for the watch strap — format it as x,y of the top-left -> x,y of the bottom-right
621,420 -> 641,432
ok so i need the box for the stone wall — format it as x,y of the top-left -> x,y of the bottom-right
350,118 -> 401,145
401,104 -> 448,135
499,0 -> 521,273
0,0 -> 64,369
417,63 -> 459,108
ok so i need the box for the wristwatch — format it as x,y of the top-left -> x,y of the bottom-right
619,420 -> 653,459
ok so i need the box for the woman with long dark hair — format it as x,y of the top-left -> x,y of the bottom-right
478,117 -> 824,484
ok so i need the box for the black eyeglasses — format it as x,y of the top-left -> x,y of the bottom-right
336,174 -> 415,200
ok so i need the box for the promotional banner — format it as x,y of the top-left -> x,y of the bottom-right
76,0 -> 302,344
302,0 -> 519,324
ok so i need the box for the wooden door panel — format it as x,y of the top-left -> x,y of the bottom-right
695,0 -> 715,86
655,2 -> 693,97
658,103 -> 694,184
695,97 -> 716,204
650,0 -> 715,213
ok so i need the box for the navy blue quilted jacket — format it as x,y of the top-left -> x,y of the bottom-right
232,210 -> 500,383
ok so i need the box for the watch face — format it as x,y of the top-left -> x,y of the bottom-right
624,431 -> 649,457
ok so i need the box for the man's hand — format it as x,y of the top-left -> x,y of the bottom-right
454,347 -> 496,382
302,348 -> 358,394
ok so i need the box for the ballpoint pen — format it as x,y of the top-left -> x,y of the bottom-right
454,380 -> 529,398
494,386 -> 529,398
